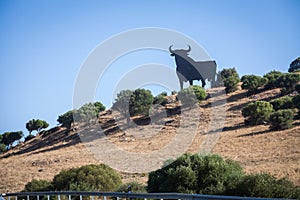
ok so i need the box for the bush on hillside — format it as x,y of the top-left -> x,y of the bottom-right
24,134 -> 35,142
231,173 -> 300,199
242,101 -> 274,125
220,68 -> 240,93
288,57 -> 300,73
270,96 -> 293,110
190,85 -> 207,101
153,92 -> 168,105
269,109 -> 294,130
275,73 -> 300,94
177,87 -> 198,108
117,182 -> 147,193
75,102 -> 106,124
129,88 -> 154,116
263,70 -> 283,90
295,84 -> 300,93
0,143 -> 6,153
23,179 -> 53,192
52,164 -> 121,191
241,75 -> 267,95
148,154 -> 244,194
57,110 -> 75,130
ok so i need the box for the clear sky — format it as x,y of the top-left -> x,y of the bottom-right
1,0 -> 299,136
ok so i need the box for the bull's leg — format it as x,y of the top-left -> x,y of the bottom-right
180,80 -> 183,90
201,78 -> 206,88
189,80 -> 193,86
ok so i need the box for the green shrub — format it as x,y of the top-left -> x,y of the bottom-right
241,75 -> 266,95
24,134 -> 35,142
231,173 -> 300,199
148,154 -> 244,194
153,92 -> 168,105
117,182 -> 146,193
263,70 -> 283,90
24,179 -> 52,192
75,102 -> 106,123
52,164 -> 122,191
269,109 -> 294,130
177,87 -> 198,108
190,85 -> 207,101
288,57 -> 300,73
275,73 -> 300,94
295,84 -> 300,93
0,143 -> 6,153
220,68 -> 240,93
129,88 -> 154,116
270,96 -> 293,110
242,101 -> 274,125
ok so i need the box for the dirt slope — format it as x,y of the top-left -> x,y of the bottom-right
0,87 -> 299,192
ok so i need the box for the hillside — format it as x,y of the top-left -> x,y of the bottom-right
0,86 -> 299,192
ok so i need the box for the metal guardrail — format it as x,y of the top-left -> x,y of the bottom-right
0,191 -> 286,200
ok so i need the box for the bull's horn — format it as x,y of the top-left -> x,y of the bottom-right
186,45 -> 191,52
169,45 -> 175,53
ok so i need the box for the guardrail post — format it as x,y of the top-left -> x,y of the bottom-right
37,196 -> 39,200
68,195 -> 71,200
79,195 -> 82,200
27,195 -> 29,200
47,195 -> 50,200
58,195 -> 60,200
103,196 -> 106,200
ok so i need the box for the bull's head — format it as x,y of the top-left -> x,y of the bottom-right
169,45 -> 191,57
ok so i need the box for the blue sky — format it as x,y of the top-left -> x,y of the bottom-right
1,0 -> 299,136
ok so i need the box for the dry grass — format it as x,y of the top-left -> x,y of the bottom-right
0,87 -> 299,192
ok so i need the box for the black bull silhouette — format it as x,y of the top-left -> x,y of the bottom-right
169,45 -> 217,90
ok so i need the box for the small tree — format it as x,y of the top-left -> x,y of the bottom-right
57,110 -> 75,130
26,119 -> 49,134
112,89 -> 134,126
241,75 -> 266,95
1,131 -> 23,149
52,164 -> 121,191
270,96 -> 293,111
177,87 -> 198,108
269,109 -> 294,130
129,88 -> 154,116
263,70 -> 283,90
288,57 -> 300,73
148,154 -> 244,194
75,102 -> 106,124
232,173 -> 300,199
242,101 -> 274,125
220,68 -> 240,93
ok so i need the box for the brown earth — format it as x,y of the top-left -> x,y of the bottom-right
0,87 -> 299,192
